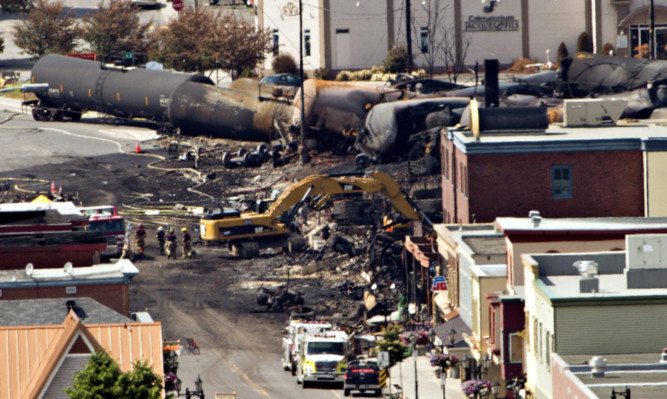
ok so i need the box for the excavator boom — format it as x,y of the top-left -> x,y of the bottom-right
200,170 -> 421,257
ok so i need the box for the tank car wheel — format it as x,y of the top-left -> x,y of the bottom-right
355,153 -> 371,170
256,143 -> 268,154
221,152 -> 232,169
237,148 -> 247,157
32,108 -> 50,122
50,110 -> 63,121
69,112 -> 82,121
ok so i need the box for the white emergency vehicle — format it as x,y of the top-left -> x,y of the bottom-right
295,330 -> 349,388
282,319 -> 332,375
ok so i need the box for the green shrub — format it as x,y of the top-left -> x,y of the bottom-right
271,53 -> 298,74
313,67 -> 331,80
382,44 -> 410,73
370,65 -> 386,74
241,67 -> 254,78
601,42 -> 615,56
336,70 -> 351,81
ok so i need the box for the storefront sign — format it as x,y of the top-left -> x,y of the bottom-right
465,15 -> 519,31
282,2 -> 299,16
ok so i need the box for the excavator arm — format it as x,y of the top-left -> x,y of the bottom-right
266,170 -> 420,221
200,170 -> 423,254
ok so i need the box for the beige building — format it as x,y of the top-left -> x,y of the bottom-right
523,235 -> 667,398
256,0 -> 667,73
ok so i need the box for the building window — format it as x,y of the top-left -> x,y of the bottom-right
420,27 -> 429,53
551,165 -> 572,198
509,332 -> 523,363
304,29 -> 311,57
272,29 -> 279,56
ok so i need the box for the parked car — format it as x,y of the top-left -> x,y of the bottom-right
343,359 -> 382,397
131,0 -> 158,8
260,73 -> 302,87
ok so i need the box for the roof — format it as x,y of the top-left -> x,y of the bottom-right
433,223 -> 505,256
0,297 -> 132,325
496,215 -> 667,236
462,236 -> 506,256
448,119 -> 667,155
0,307 -> 163,398
0,259 -> 139,287
536,273 -> 667,301
559,352 -> 667,399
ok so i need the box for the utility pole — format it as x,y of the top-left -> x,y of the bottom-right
299,0 -> 308,164
650,0 -> 655,59
406,0 -> 413,68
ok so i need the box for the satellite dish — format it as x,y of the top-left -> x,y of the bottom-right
25,263 -> 34,277
64,262 -> 73,274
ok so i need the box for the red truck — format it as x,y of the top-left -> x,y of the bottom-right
343,359 -> 382,397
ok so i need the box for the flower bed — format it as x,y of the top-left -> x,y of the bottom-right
461,379 -> 492,397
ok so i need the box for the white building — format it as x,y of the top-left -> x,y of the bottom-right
256,0 -> 667,74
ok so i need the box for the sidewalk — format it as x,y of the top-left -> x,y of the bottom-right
386,354 -> 468,399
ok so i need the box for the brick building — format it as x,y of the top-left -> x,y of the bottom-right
439,122 -> 667,224
0,259 -> 138,317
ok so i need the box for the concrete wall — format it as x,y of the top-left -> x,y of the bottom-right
528,0 -> 585,61
646,151 -> 667,217
524,259 -> 556,399
551,354 -> 597,399
508,240 -> 626,287
555,303 -> 667,355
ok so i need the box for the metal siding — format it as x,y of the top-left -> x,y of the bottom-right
556,304 -> 667,354
43,356 -> 89,399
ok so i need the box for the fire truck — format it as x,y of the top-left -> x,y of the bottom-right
295,329 -> 349,388
79,205 -> 125,257
282,319 -> 333,375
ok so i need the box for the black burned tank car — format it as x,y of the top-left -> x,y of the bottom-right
30,54 -> 213,122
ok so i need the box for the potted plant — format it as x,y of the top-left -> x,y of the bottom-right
429,352 -> 460,370
401,329 -> 430,355
461,379 -> 492,398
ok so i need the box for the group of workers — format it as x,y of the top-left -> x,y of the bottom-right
121,223 -> 193,260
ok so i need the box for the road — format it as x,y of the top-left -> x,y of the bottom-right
0,107 -> 349,399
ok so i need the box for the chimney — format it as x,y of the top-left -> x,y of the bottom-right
529,210 -> 542,228
573,260 -> 599,293
589,356 -> 607,377
66,299 -> 76,314
660,348 -> 667,363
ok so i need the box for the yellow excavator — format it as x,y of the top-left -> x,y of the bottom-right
199,170 -> 426,258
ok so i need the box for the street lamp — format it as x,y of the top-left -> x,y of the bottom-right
430,327 -> 457,399
411,335 -> 420,399
182,375 -> 205,399
492,380 -> 500,399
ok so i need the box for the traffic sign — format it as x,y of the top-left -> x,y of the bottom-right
172,0 -> 183,11
432,276 -> 447,291
377,351 -> 390,369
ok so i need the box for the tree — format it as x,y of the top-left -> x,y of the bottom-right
556,41 -> 569,65
209,13 -> 272,79
65,350 -> 162,399
152,9 -> 272,78
577,31 -> 593,53
0,0 -> 33,14
13,0 -> 79,58
65,350 -> 122,398
271,52 -> 297,75
116,360 -> 163,399
149,6 -> 218,73
411,0 -> 471,82
374,324 -> 407,368
81,0 -> 151,61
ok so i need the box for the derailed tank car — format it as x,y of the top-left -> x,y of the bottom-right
357,97 -> 470,160
294,79 -> 403,151
29,55 -> 295,142
30,54 -> 213,122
